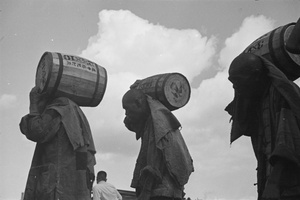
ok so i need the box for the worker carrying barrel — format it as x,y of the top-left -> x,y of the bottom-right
20,53 -> 107,200
226,18 -> 300,200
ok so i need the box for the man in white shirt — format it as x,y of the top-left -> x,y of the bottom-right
93,171 -> 122,200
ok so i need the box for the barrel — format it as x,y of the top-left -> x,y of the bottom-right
35,52 -> 107,107
134,73 -> 191,111
243,23 -> 300,80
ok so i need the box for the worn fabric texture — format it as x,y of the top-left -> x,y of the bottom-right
48,97 -> 96,153
20,97 -> 96,200
226,57 -> 300,199
131,96 -> 194,199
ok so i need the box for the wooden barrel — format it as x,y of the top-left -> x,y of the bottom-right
134,73 -> 191,111
35,52 -> 107,107
243,23 -> 300,80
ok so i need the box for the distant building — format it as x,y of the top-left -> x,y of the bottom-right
22,189 -> 137,200
118,189 -> 137,200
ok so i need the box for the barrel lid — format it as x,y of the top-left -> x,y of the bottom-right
285,25 -> 300,67
281,24 -> 300,80
163,73 -> 191,110
35,52 -> 53,93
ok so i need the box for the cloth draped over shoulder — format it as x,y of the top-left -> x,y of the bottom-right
47,97 -> 96,153
138,96 -> 194,187
225,56 -> 300,144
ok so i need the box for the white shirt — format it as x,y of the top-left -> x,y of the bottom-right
93,181 -> 122,200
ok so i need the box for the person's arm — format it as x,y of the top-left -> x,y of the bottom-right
137,165 -> 162,200
262,159 -> 285,199
20,109 -> 61,143
137,176 -> 154,200
262,107 -> 300,199
20,86 -> 61,143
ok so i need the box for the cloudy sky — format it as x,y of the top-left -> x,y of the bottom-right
1,0 -> 300,200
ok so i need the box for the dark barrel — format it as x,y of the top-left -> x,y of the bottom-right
244,23 -> 300,80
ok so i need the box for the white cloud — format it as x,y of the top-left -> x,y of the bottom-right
81,9 -> 217,82
0,94 -> 17,110
295,78 -> 300,86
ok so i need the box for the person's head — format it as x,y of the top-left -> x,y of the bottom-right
122,89 -> 150,135
228,53 -> 269,98
96,171 -> 107,183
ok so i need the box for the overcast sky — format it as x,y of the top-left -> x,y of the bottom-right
1,1 -> 300,200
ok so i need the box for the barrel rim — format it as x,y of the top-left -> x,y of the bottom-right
89,63 -> 101,106
35,51 -> 53,93
158,72 -> 191,111
100,67 -> 108,102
